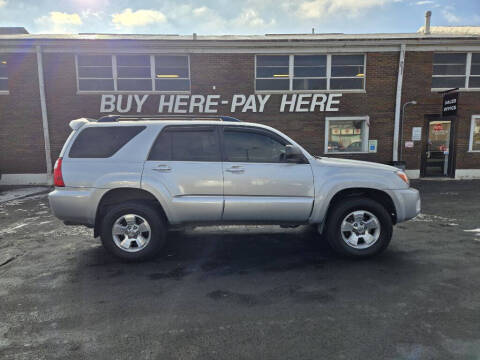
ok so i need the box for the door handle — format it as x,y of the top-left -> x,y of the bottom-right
226,166 -> 244,173
152,164 -> 172,172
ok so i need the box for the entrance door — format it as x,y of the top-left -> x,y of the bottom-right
422,118 -> 455,177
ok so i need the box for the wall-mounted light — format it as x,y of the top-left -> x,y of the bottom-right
273,74 -> 288,77
156,74 -> 179,78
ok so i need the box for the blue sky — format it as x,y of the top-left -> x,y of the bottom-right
0,0 -> 478,35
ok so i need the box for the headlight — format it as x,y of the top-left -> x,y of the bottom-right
396,171 -> 410,185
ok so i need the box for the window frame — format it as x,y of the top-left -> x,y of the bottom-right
324,116 -> 370,154
469,115 -> 480,152
221,125 -> 309,164
147,125 -> 221,162
255,54 -> 366,94
432,52 -> 480,92
75,54 -> 191,94
0,54 -> 8,95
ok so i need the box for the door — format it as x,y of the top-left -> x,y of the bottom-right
221,126 -> 315,222
422,118 -> 455,177
143,126 -> 223,222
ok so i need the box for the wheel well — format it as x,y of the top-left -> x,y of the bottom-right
326,188 -> 397,224
94,188 -> 167,237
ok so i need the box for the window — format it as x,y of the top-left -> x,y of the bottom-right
469,116 -> 480,152
223,128 -> 288,163
255,54 -> 365,92
69,126 -> 145,158
77,55 -> 114,91
330,55 -> 365,90
0,55 -> 8,92
155,55 -> 190,91
432,52 -> 480,90
325,116 -> 369,153
149,127 -> 220,161
76,55 -> 190,92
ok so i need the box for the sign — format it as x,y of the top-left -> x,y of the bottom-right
433,123 -> 443,131
341,128 -> 354,135
368,140 -> 377,153
99,93 -> 343,114
442,92 -> 458,116
412,127 -> 422,141
405,141 -> 414,148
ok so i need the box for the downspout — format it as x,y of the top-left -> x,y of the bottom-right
36,45 -> 53,184
393,44 -> 406,162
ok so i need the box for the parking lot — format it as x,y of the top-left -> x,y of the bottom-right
0,180 -> 479,360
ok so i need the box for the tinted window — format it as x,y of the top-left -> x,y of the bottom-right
69,126 -> 145,158
149,127 -> 220,161
224,129 -> 288,163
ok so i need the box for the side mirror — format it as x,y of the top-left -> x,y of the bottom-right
285,144 -> 305,163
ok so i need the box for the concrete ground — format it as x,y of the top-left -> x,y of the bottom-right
0,181 -> 479,360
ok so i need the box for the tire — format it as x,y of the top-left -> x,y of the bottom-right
99,201 -> 167,261
325,197 -> 393,258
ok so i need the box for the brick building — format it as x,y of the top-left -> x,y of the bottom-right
0,26 -> 480,185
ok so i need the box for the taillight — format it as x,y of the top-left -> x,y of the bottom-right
53,157 -> 65,187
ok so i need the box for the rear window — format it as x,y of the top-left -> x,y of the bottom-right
69,126 -> 145,158
148,127 -> 220,161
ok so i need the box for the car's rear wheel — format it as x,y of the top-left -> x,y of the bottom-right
325,197 -> 392,258
100,201 -> 166,261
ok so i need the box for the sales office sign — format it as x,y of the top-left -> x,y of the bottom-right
100,93 -> 343,114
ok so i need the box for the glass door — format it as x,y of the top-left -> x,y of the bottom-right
424,120 -> 453,177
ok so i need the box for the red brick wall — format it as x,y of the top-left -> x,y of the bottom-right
0,53 -> 45,173
1,49 -> 479,175
401,51 -> 480,170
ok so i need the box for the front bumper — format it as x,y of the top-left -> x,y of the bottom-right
387,187 -> 421,223
48,187 -> 105,226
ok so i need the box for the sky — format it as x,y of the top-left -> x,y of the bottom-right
0,0 -> 479,35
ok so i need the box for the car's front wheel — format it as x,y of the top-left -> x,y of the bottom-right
100,201 -> 166,261
325,197 -> 393,258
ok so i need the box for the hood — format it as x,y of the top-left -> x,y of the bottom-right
314,156 -> 399,173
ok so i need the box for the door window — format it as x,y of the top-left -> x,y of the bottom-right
223,128 -> 288,163
149,127 -> 220,162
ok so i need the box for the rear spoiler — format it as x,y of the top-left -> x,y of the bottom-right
69,118 -> 92,130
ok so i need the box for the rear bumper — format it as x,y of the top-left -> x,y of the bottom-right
387,187 -> 421,223
48,187 -> 104,226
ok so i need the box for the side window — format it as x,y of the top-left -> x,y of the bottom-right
223,129 -> 288,163
149,127 -> 220,161
69,126 -> 145,158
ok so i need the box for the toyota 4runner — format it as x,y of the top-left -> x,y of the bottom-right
49,115 -> 420,261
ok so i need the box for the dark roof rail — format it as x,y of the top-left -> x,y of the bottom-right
95,114 -> 242,122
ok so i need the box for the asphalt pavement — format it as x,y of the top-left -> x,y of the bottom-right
0,180 -> 479,360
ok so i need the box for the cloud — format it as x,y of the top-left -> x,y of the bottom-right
111,8 -> 167,29
442,7 -> 461,23
0,0 -> 6,8
415,0 -> 434,5
297,0 -> 387,19
233,8 -> 276,28
35,11 -> 83,33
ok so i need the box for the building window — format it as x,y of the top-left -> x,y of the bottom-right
432,52 -> 480,90
76,54 -> 190,93
469,115 -> 480,152
0,55 -> 8,92
255,54 -> 365,92
325,116 -> 369,153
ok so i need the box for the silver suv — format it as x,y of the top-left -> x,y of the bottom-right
49,115 -> 420,261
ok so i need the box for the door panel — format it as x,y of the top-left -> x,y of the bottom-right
143,126 -> 223,222
221,127 -> 314,222
424,120 -> 453,177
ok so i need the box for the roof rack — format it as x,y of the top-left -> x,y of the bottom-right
96,114 -> 242,122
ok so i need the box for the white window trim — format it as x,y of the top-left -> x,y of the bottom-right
469,115 -> 480,152
324,116 -> 370,154
75,54 -> 191,94
0,56 -> 8,94
255,54 -> 366,94
431,52 -> 480,92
